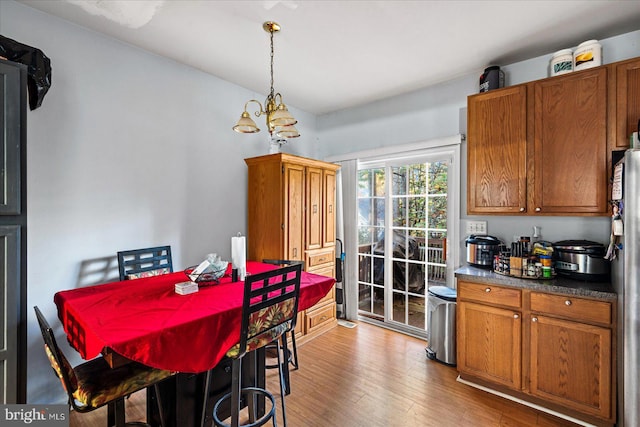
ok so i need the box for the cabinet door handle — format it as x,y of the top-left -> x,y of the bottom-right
485,287 -> 491,293
313,204 -> 318,213
329,204 -> 333,213
513,314 -> 519,319
565,300 -> 572,306
519,207 -> 525,212
532,317 -> 538,322
293,248 -> 298,257
535,207 -> 541,212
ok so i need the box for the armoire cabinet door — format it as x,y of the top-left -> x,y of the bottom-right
284,163 -> 305,261
323,169 -> 336,248
306,166 -> 323,250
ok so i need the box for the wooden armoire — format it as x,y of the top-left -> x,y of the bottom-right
245,153 -> 340,342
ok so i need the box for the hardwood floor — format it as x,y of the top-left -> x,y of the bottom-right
69,321 -> 580,426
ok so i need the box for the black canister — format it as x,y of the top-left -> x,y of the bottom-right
479,66 -> 505,93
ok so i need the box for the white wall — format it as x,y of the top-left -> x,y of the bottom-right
1,0 -> 317,404
318,30 -> 640,256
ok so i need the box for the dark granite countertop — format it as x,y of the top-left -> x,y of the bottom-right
455,265 -> 616,301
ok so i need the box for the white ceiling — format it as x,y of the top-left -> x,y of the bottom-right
17,0 -> 640,115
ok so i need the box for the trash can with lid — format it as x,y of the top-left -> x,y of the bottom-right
426,286 -> 457,365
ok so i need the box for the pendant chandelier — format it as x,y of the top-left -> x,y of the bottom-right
233,21 -> 300,142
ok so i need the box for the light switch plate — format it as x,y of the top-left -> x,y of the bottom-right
465,220 -> 487,235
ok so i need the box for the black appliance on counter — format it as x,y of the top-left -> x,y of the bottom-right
465,235 -> 501,268
552,240 -> 610,282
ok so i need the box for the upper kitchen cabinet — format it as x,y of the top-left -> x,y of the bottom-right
613,57 -> 640,149
467,85 -> 527,214
531,67 -> 608,215
466,57 -> 640,216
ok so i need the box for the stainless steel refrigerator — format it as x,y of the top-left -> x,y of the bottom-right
612,148 -> 640,426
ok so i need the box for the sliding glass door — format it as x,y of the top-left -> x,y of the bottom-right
357,154 -> 452,337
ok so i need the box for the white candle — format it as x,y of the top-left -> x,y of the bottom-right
231,234 -> 246,280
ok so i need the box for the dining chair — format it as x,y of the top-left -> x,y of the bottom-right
202,263 -> 302,427
261,259 -> 304,395
34,306 -> 174,427
117,245 -> 173,280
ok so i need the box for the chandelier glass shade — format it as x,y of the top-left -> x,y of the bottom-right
233,22 -> 300,139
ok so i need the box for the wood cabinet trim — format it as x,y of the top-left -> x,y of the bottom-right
245,153 -> 340,171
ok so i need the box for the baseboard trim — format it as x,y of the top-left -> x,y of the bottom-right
456,375 -> 596,427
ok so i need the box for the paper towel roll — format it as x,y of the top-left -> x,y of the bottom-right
232,235 -> 246,280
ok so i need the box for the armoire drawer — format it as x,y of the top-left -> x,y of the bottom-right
306,303 -> 336,335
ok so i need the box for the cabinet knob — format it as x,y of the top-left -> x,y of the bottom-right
532,317 -> 538,322
565,300 -> 572,306
513,314 -> 519,319
535,207 -> 541,212
519,207 -> 525,212
485,288 -> 491,293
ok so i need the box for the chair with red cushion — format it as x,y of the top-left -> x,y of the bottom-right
34,306 -> 174,427
117,246 -> 173,280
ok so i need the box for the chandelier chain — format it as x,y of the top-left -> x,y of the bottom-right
269,28 -> 275,99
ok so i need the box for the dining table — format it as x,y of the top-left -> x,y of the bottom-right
53,260 -> 336,427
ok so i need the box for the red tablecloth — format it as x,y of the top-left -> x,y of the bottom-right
54,261 -> 335,373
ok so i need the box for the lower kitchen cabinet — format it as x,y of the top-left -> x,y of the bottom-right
530,314 -> 611,419
458,300 -> 522,390
457,280 -> 616,426
529,291 -> 613,421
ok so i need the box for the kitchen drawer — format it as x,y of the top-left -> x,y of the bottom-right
306,303 -> 335,334
306,248 -> 335,269
530,292 -> 611,325
458,281 -> 522,308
